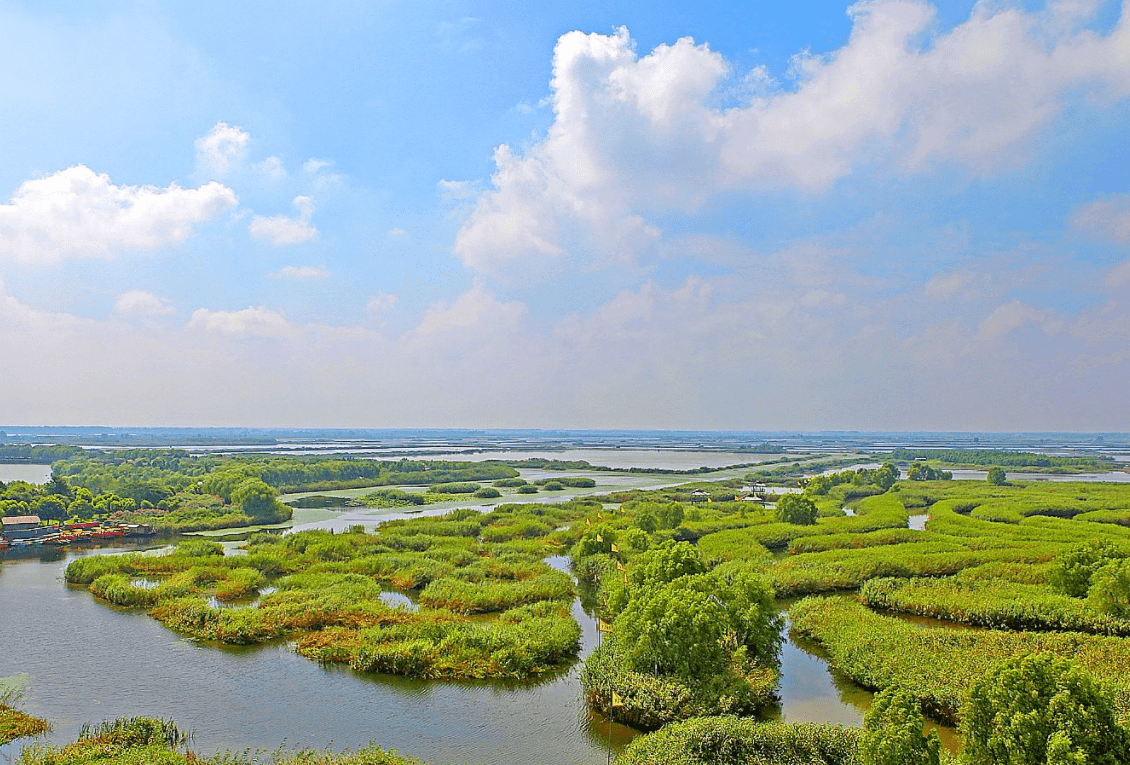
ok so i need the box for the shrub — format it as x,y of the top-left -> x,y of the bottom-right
1049,540 -> 1128,597
776,494 -> 818,525
473,487 -> 501,499
861,687 -> 941,765
962,653 -> 1130,765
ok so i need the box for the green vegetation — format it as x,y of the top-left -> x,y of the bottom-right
65,502 -> 612,680
580,541 -> 782,729
13,716 -> 425,765
962,653 -> 1130,765
887,449 -> 1114,473
861,687 -> 942,765
775,494 -> 817,525
53,463 -> 1130,761
617,718 -> 862,765
790,597 -> 1130,723
0,687 -> 50,746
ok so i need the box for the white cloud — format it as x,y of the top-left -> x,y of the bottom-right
388,227 -> 406,237
115,290 -> 175,317
257,156 -> 287,179
1074,194 -> 1130,242
249,195 -> 317,246
437,179 -> 480,200
406,281 -> 525,344
187,305 -> 294,339
0,165 -> 237,263
303,158 -> 331,173
194,122 -> 250,179
270,265 -> 329,279
455,5 -> 1130,272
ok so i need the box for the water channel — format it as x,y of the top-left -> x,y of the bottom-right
0,538 -> 930,764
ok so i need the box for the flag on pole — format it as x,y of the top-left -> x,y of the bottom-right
610,543 -> 620,554
596,534 -> 604,543
598,618 -> 614,633
611,691 -> 625,708
616,562 -> 626,572
586,518 -> 592,527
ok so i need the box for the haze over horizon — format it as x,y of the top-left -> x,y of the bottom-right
2,1 -> 1129,431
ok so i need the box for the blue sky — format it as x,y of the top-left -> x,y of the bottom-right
1,0 -> 1129,430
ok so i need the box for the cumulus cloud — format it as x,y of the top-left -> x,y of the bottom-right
455,3 -> 1130,272
194,122 -> 250,179
187,305 -> 294,339
270,264 -> 329,279
366,292 -> 398,316
115,290 -> 175,317
249,195 -> 317,246
0,165 -> 237,263
1074,194 -> 1130,242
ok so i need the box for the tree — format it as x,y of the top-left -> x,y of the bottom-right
1049,540 -> 1127,598
230,478 -> 281,520
961,653 -> 1130,765
986,467 -> 1007,485
775,494 -> 817,525
606,540 -> 707,614
1087,559 -> 1130,617
33,495 -> 68,523
861,687 -> 941,765
613,570 -> 780,679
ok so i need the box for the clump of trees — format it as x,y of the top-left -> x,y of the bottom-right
906,463 -> 953,481
776,494 -> 818,525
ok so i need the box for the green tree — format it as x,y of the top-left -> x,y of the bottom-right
230,479 -> 280,520
986,467 -> 1007,485
775,494 -> 817,525
613,570 -> 780,678
961,653 -> 1130,765
1049,540 -> 1127,598
1087,559 -> 1130,618
606,540 -> 707,614
861,687 -> 941,765
33,495 -> 68,523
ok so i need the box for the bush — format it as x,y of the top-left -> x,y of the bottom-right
473,487 -> 501,499
1049,540 -> 1128,597
861,687 -> 941,765
1088,559 -> 1130,618
962,653 -> 1130,765
617,717 -> 861,765
776,494 -> 818,525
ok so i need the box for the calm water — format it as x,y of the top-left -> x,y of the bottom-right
0,464 -> 51,484
0,546 -> 922,764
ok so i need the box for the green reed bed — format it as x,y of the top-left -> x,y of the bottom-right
0,688 -> 49,747
67,513 -> 589,680
789,596 -> 1130,723
13,716 -> 425,765
616,717 -> 864,765
860,575 -> 1130,635
770,540 -> 1052,598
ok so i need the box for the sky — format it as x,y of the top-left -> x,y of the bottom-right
0,0 -> 1128,431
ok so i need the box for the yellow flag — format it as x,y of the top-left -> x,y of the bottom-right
616,562 -> 626,572
598,618 -> 614,633
586,518 -> 592,527
611,691 -> 625,708
610,543 -> 620,554
596,533 -> 604,543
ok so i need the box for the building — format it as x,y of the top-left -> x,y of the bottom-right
1,515 -> 51,542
